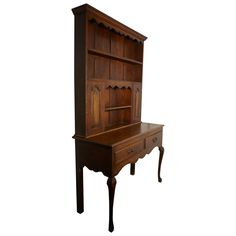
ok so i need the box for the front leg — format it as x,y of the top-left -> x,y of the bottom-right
130,163 -> 135,175
107,177 -> 116,232
158,146 -> 164,182
76,166 -> 84,213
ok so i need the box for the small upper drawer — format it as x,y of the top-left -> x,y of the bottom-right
145,132 -> 162,151
114,140 -> 144,165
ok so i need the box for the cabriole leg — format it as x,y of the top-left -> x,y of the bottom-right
107,177 -> 117,232
158,146 -> 164,182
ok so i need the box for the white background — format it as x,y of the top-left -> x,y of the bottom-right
0,0 -> 236,235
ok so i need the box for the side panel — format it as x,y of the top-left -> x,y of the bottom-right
76,140 -> 112,177
74,12 -> 86,136
86,82 -> 104,136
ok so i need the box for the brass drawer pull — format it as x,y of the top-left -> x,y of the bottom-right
152,137 -> 158,143
127,148 -> 135,154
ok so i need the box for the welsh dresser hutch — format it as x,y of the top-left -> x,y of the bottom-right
72,4 -> 165,232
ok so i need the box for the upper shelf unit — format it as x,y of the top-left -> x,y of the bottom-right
87,19 -> 144,63
72,4 -> 146,136
87,17 -> 144,83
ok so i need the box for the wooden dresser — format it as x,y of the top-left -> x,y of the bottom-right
72,4 -> 165,232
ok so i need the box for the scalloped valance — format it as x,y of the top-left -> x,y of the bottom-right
106,84 -> 132,89
88,18 -> 144,43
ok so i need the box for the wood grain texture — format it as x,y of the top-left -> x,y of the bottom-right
74,11 -> 86,136
74,123 -> 163,146
74,123 -> 164,177
76,140 -> 112,177
73,4 -> 145,137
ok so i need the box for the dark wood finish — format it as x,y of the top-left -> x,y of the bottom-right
158,146 -> 164,182
75,142 -> 84,214
73,4 -> 145,137
107,177 -> 116,232
130,163 -> 135,175
76,167 -> 84,213
72,4 -> 165,232
74,10 -> 86,136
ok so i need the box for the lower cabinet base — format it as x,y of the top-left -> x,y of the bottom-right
74,122 -> 164,232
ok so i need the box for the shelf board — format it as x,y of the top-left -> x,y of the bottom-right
105,105 -> 132,111
88,48 -> 143,65
87,78 -> 142,84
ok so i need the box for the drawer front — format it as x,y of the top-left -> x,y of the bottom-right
115,140 -> 144,165
145,132 -> 162,151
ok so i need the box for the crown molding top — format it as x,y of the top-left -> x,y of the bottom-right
72,4 -> 147,43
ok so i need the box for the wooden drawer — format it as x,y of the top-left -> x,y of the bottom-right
114,140 -> 144,165
145,132 -> 162,151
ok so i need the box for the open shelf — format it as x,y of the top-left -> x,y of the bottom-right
105,105 -> 132,111
88,48 -> 143,65
87,54 -> 142,82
